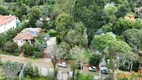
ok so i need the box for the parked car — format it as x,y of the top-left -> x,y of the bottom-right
88,66 -> 97,72
100,65 -> 108,74
43,43 -> 47,48
76,63 -> 83,70
58,62 -> 67,68
101,69 -> 108,74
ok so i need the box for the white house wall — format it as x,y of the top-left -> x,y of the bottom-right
0,18 -> 17,34
14,40 -> 26,47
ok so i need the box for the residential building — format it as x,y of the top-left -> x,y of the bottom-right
0,15 -> 19,34
13,28 -> 41,46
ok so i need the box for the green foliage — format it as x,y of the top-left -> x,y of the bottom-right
55,12 -> 73,40
22,42 -> 35,57
91,33 -> 115,51
89,54 -> 102,65
76,72 -> 93,80
54,0 -> 76,15
101,23 -> 113,33
28,6 -> 40,27
4,41 -> 18,53
0,57 -> 3,66
122,29 -> 142,50
24,63 -> 39,77
34,52 -> 42,58
57,42 -> 70,59
48,29 -> 57,37
112,18 -> 142,35
0,6 -> 9,15
0,22 -> 28,49
0,68 -> 7,80
34,38 -> 44,52
130,72 -> 137,80
103,6 -> 118,23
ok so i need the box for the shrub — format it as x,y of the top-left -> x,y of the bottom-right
34,52 -> 43,58
0,68 -> 7,80
24,63 -> 34,77
34,39 -> 44,52
4,41 -> 18,53
48,29 -> 57,37
22,42 -> 35,57
76,72 -> 93,80
24,63 -> 40,78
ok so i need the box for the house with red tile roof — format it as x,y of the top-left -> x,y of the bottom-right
0,15 -> 18,34
13,28 -> 41,46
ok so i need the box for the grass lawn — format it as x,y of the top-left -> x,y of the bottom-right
24,77 -> 51,80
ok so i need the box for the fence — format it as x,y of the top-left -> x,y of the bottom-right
38,67 -> 72,80
18,64 -> 25,80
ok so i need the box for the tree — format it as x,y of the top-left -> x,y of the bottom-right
73,0 -> 107,45
55,12 -> 73,41
34,38 -> 44,52
102,5 -> 118,23
0,6 -> 9,15
122,29 -> 142,50
70,46 -> 85,73
104,40 -> 138,79
4,41 -> 18,53
48,43 -> 70,79
65,22 -> 87,48
57,42 -> 70,59
112,18 -> 135,35
91,33 -> 115,52
89,54 -> 102,65
28,6 -> 40,27
54,0 -> 76,15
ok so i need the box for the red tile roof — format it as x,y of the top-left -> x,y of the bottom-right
13,28 -> 41,40
13,32 -> 34,40
0,15 -> 17,26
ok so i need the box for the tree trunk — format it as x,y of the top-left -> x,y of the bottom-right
51,59 -> 57,79
110,71 -> 115,80
72,68 -> 75,80
130,61 -> 133,72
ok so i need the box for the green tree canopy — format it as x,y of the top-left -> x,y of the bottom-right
28,6 -> 40,27
122,29 -> 142,50
91,33 -> 115,52
55,12 -> 73,40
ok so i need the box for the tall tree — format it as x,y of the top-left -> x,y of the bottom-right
54,0 -> 76,15
104,40 -> 138,79
73,0 -> 107,44
55,12 -> 73,41
28,6 -> 40,27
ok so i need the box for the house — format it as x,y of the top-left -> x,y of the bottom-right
0,15 -> 19,34
13,28 -> 41,46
